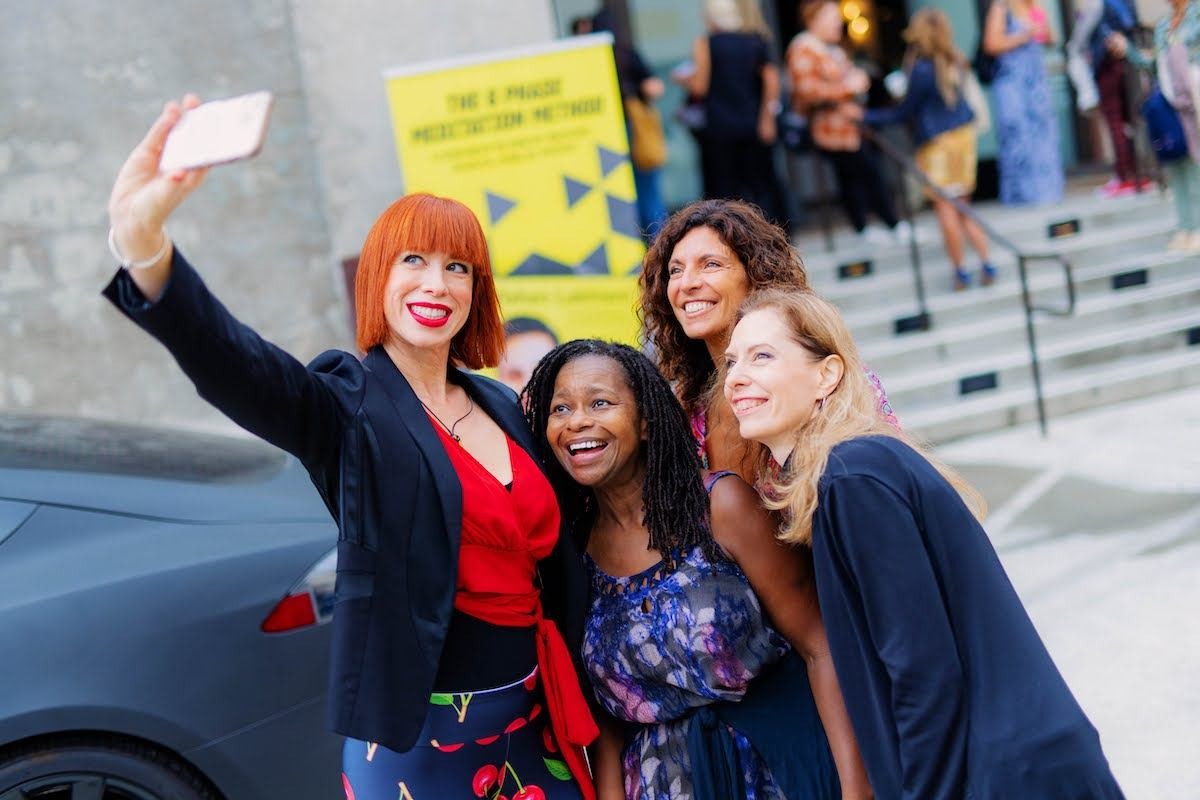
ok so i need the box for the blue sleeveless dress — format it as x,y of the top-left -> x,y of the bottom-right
581,473 -> 839,799
992,11 -> 1064,205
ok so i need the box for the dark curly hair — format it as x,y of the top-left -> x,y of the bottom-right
521,339 -> 713,557
638,199 -> 810,413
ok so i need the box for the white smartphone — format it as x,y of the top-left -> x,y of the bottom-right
158,91 -> 274,172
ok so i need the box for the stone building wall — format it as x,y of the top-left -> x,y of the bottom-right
0,0 -> 554,432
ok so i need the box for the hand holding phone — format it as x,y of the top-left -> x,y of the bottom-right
158,91 -> 273,173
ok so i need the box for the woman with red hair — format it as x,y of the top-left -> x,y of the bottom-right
103,97 -> 596,800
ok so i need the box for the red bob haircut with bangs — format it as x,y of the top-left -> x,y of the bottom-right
354,193 -> 505,369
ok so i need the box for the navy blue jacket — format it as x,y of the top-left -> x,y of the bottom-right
103,251 -> 587,754
812,436 -> 1124,800
1090,0 -> 1137,74
865,59 -> 974,146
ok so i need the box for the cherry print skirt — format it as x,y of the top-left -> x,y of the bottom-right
341,667 -> 583,800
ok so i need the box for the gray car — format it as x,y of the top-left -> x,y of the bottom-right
0,414 -> 342,799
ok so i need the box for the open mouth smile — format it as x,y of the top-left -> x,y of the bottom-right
564,439 -> 609,465
682,300 -> 716,317
731,397 -> 766,416
408,303 -> 451,328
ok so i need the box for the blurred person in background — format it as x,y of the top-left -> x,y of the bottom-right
983,0 -> 1065,205
1084,0 -> 1146,198
866,8 -> 997,290
590,9 -> 669,239
675,0 -> 789,228
499,316 -> 559,396
789,0 -> 912,245
1111,0 -> 1200,251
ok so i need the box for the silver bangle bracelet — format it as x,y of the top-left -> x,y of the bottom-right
108,226 -> 169,270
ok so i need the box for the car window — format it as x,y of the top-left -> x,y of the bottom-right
0,415 -> 286,483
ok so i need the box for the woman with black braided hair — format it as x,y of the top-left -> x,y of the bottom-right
523,340 -> 870,800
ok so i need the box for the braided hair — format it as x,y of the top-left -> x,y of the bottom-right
522,339 -> 714,557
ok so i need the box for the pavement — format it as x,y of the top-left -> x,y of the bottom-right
938,385 -> 1200,799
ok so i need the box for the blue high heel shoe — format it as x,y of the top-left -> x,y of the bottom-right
954,267 -> 971,291
980,263 -> 998,286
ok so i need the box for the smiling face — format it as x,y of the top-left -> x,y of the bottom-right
666,226 -> 750,348
723,307 -> 843,464
545,355 -> 646,489
381,249 -> 474,354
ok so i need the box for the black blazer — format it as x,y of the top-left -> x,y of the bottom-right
103,250 -> 588,753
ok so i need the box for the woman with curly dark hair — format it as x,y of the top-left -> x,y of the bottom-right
522,339 -> 870,800
639,199 -> 898,481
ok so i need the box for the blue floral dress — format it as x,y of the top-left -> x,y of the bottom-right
582,544 -> 792,799
992,11 -> 1065,205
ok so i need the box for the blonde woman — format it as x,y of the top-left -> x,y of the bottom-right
722,288 -> 1125,799
866,8 -> 996,290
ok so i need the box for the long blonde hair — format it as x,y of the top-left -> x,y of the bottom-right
733,289 -> 986,544
903,7 -> 968,108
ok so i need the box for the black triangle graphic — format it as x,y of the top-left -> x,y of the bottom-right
511,253 -> 574,275
564,176 -> 593,208
597,145 -> 627,177
486,191 -> 518,225
576,243 -> 608,275
606,194 -> 641,239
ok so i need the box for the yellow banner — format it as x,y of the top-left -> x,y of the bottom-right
384,35 -> 645,295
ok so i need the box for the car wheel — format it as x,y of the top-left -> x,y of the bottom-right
0,735 -> 218,800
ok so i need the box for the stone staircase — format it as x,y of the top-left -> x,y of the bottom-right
795,185 -> 1200,444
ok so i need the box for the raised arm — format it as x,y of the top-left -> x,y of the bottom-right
819,473 -> 967,800
107,97 -> 207,300
709,474 -> 872,800
103,97 -> 356,468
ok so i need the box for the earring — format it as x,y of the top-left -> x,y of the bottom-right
816,396 -> 826,411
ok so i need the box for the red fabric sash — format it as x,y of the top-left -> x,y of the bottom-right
457,590 -> 598,799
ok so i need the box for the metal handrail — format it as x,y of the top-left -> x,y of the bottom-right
859,126 -> 1077,437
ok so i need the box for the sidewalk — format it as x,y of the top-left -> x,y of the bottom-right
938,385 -> 1200,799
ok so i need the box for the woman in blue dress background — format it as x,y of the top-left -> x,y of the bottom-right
523,340 -> 871,799
984,0 -> 1065,204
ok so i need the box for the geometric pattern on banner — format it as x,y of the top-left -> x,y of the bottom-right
510,252 -> 575,276
576,242 -> 608,275
605,193 -> 641,240
597,145 -> 627,177
564,176 -> 593,209
486,191 -> 518,226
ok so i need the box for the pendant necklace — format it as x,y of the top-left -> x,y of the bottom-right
421,394 -> 475,442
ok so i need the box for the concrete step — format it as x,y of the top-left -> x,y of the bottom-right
862,274 -> 1200,374
884,308 -> 1200,410
903,347 -> 1200,444
809,215 -> 1180,309
838,246 -> 1200,343
797,190 -> 1173,278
